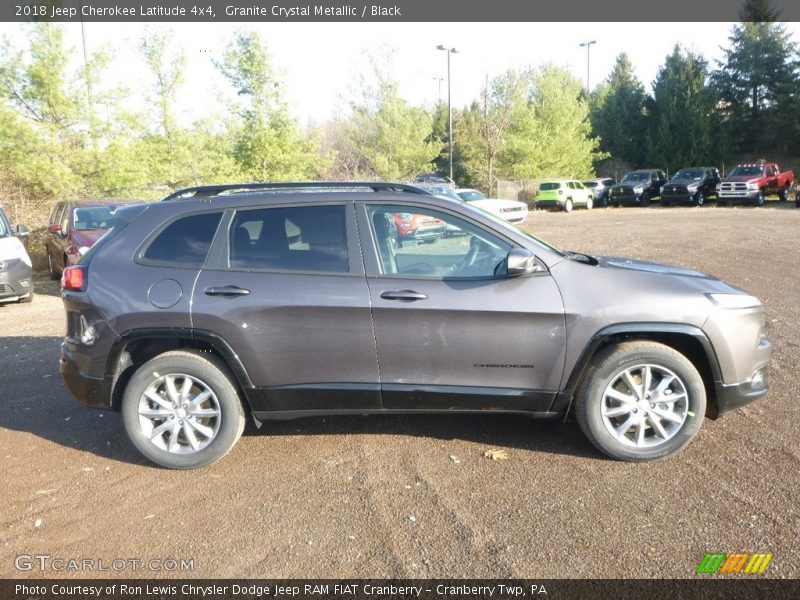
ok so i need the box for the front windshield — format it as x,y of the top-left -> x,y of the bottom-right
72,205 -> 121,230
621,172 -> 650,183
728,166 -> 764,177
672,169 -> 703,180
0,210 -> 9,237
458,190 -> 486,202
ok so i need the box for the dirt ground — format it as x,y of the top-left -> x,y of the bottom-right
1,204 -> 798,579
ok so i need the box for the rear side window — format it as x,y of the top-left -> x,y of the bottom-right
143,212 -> 223,267
229,205 -> 348,273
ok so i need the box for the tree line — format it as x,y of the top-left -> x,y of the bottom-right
0,0 -> 797,207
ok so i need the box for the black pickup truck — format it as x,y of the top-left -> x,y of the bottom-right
609,169 -> 667,207
661,167 -> 721,207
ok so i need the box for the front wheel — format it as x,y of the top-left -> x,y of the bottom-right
755,191 -> 765,207
48,254 -> 60,280
564,199 -> 573,213
585,197 -> 594,210
575,341 -> 706,461
640,192 -> 650,207
694,191 -> 705,206
121,350 -> 245,469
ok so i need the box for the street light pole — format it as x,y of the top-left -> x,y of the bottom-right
578,40 -> 597,92
437,44 -> 458,182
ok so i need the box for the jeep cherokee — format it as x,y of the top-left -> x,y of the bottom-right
58,182 -> 772,469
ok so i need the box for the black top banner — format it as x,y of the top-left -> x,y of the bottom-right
4,0 -> 800,22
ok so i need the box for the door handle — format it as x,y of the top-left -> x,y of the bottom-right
380,290 -> 428,301
204,286 -> 251,297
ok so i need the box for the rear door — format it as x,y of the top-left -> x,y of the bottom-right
357,202 -> 566,413
192,202 -> 380,413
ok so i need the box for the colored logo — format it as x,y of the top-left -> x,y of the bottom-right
696,552 -> 773,574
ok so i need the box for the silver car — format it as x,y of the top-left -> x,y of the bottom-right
58,182 -> 771,468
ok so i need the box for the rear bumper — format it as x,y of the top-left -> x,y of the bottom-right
0,259 -> 33,301
59,342 -> 110,409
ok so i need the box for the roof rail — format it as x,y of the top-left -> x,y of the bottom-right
160,181 -> 435,201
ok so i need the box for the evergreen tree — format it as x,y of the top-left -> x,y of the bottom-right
589,53 -> 648,168
647,46 -> 722,173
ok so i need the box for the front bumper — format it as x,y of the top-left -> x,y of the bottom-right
610,191 -> 646,204
718,189 -> 759,201
712,376 -> 769,418
0,259 -> 33,301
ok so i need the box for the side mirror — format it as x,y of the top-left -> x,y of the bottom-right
506,248 -> 539,277
15,224 -> 29,238
48,224 -> 63,235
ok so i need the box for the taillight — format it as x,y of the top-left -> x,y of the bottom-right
61,266 -> 86,291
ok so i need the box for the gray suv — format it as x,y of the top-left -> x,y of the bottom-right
59,182 -> 771,469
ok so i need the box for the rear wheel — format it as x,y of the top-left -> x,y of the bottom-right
575,341 -> 706,461
778,184 -> 790,202
564,199 -> 573,213
586,197 -> 594,210
47,254 -> 60,280
121,350 -> 245,469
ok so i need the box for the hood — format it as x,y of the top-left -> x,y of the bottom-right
595,255 -> 712,279
614,181 -> 646,189
722,175 -> 761,184
71,229 -> 106,246
0,235 -> 32,265
667,178 -> 701,186
468,198 -> 526,211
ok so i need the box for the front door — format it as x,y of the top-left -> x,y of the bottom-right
358,203 -> 566,413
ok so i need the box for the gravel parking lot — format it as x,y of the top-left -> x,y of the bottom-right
1,204 -> 798,579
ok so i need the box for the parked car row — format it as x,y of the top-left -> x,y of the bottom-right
533,161 -> 795,212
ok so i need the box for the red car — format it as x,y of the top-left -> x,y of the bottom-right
45,200 -> 142,279
718,162 -> 794,206
391,212 -> 446,246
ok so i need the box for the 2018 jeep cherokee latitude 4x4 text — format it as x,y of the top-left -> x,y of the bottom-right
58,182 -> 771,469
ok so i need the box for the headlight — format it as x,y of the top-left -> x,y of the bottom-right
659,186 -> 665,194
747,182 -> 759,190
78,246 -> 91,257
715,184 -> 721,191
705,292 -> 762,309
687,184 -> 698,192
633,186 -> 644,194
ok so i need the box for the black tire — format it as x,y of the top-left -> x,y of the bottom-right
694,191 -> 705,206
47,254 -> 60,280
718,199 -> 727,207
585,197 -> 594,210
755,191 -> 765,207
778,184 -> 789,202
18,289 -> 34,303
564,198 -> 573,213
575,341 -> 706,462
796,194 -> 800,208
640,192 -> 650,207
662,200 -> 670,208
121,350 -> 246,469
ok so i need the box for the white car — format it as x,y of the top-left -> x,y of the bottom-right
456,189 -> 530,224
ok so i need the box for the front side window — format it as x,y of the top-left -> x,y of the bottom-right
142,211 -> 223,267
229,205 -> 348,273
367,205 -> 512,279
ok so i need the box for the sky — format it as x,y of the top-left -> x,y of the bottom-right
3,21 -> 800,127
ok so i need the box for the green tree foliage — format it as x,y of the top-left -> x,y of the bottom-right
215,31 -> 322,181
589,53 -> 648,168
646,46 -> 723,172
711,2 -> 799,151
333,50 -> 440,180
501,66 -> 604,180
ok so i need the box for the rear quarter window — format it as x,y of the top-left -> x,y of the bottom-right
141,211 -> 223,268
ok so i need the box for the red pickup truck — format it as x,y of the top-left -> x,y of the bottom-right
717,162 -> 794,206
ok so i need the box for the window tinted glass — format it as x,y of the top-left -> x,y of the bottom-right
143,212 -> 223,267
230,205 -> 348,273
368,205 -> 512,279
73,205 -> 121,230
539,182 -> 561,191
0,209 -> 9,237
